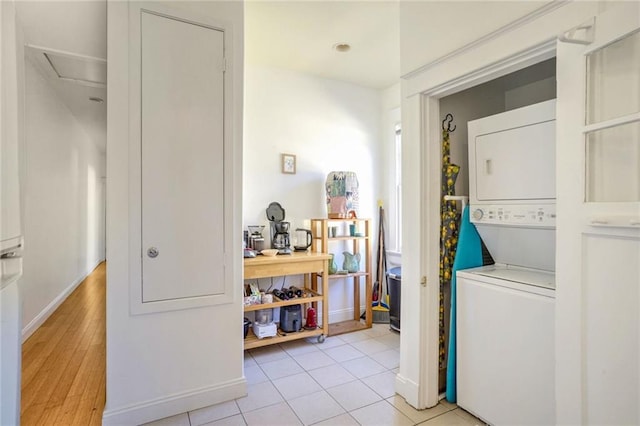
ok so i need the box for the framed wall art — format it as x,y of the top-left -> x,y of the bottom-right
281,153 -> 296,174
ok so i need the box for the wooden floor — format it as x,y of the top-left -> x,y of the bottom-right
21,262 -> 106,425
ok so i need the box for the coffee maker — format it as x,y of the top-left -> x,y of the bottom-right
266,202 -> 292,254
272,221 -> 291,252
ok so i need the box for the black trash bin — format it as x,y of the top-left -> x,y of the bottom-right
387,267 -> 401,332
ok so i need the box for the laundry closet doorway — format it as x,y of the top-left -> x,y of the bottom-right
397,34 -> 558,408
435,58 -> 557,392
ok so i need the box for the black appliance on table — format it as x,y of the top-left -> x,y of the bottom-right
280,305 -> 302,332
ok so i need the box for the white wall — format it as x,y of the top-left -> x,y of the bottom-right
380,83 -> 401,267
105,2 -> 245,424
243,65 -> 381,227
399,1 -> 550,77
439,80 -> 505,199
20,52 -> 105,339
243,65 -> 384,321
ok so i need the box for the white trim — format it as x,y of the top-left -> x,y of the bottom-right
583,112 -> 640,134
401,1 -> 569,80
402,1 -> 602,100
421,39 -> 557,98
102,377 -> 246,426
21,259 -> 104,341
418,96 -> 442,409
583,13 -> 640,55
395,373 -> 420,408
0,236 -> 22,253
397,93 -> 427,409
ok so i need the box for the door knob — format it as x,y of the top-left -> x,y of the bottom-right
147,247 -> 159,258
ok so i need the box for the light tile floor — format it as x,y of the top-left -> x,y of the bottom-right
144,324 -> 485,426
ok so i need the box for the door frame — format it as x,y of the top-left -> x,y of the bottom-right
397,0 -> 603,410
419,41 -> 556,408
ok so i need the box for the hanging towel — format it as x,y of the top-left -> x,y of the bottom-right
445,205 -> 484,403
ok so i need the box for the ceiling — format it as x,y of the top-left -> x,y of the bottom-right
245,1 -> 400,90
16,0 -> 107,152
15,1 -> 402,153
13,1 -> 546,153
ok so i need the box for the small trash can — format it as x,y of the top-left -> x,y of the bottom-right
243,318 -> 252,338
388,267 -> 401,332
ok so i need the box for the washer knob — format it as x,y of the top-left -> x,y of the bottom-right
472,209 -> 484,220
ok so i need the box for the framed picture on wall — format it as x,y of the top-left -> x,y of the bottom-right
281,154 -> 296,174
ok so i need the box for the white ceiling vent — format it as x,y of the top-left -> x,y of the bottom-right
27,45 -> 107,89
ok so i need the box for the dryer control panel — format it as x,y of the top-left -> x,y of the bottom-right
471,204 -> 556,228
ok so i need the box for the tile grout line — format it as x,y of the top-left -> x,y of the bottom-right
283,338 -> 399,425
268,349 -> 307,426
238,330 -> 401,425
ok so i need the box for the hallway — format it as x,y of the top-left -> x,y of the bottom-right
21,262 -> 106,425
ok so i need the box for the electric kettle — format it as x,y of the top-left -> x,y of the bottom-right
293,228 -> 312,251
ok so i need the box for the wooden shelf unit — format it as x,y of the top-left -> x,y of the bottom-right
310,218 -> 373,336
243,252 -> 331,350
244,327 -> 323,350
243,289 -> 323,312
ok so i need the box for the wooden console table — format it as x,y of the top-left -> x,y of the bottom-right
243,252 -> 331,350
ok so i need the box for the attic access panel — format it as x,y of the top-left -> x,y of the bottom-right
43,51 -> 107,86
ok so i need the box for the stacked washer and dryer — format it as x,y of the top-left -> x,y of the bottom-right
456,100 -> 556,425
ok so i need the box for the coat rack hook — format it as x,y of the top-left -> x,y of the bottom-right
442,113 -> 456,132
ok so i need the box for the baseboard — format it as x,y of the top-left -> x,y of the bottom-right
21,258 -> 104,341
395,373 -> 420,409
265,306 -> 363,325
327,306 -> 366,324
102,377 -> 246,425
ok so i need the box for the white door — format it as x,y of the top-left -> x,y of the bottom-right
1,0 -> 22,251
141,11 -> 225,302
556,3 -> 640,424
